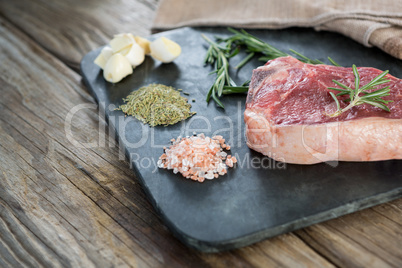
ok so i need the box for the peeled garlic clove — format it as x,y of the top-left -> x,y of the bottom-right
134,36 -> 151,55
103,53 -> 133,83
124,42 -> 145,67
94,46 -> 113,69
110,34 -> 134,54
115,33 -> 136,42
117,45 -> 132,56
150,37 -> 181,63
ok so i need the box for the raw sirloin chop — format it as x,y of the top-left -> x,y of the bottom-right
244,56 -> 402,164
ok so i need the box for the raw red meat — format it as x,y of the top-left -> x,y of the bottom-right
244,56 -> 402,164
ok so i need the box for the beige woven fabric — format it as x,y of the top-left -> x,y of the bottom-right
152,0 -> 402,59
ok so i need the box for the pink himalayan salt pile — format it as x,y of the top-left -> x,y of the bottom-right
157,134 -> 237,182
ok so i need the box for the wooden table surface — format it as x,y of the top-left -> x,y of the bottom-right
0,1 -> 401,267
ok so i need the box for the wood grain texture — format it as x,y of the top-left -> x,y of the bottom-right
0,0 -> 159,70
295,201 -> 402,268
0,0 -> 401,267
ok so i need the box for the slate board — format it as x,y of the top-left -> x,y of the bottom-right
81,27 -> 402,252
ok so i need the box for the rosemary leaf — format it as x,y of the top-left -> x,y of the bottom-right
328,57 -> 341,66
352,65 -> 360,95
235,52 -> 255,69
329,92 -> 341,111
289,49 -> 323,64
331,80 -> 353,91
222,86 -> 249,95
360,87 -> 390,99
361,100 -> 391,112
241,80 -> 251,86
212,88 -> 225,108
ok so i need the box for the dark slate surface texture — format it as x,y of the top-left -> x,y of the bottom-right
81,27 -> 402,252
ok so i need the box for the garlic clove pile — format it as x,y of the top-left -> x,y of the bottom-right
103,53 -> 133,83
150,37 -> 181,63
94,33 -> 181,83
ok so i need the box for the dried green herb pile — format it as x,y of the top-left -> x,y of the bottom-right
117,84 -> 196,127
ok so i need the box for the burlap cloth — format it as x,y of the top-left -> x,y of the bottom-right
152,0 -> 402,59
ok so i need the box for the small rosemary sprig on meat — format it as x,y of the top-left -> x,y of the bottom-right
327,65 -> 393,117
203,28 -> 339,108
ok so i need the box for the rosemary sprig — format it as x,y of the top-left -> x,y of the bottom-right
224,28 -> 325,66
203,28 -> 339,108
223,28 -> 289,62
202,34 -> 237,108
327,65 -> 393,117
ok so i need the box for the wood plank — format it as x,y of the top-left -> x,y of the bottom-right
0,15 -> 336,267
0,0 -> 159,70
230,234 -> 335,268
295,198 -> 402,268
